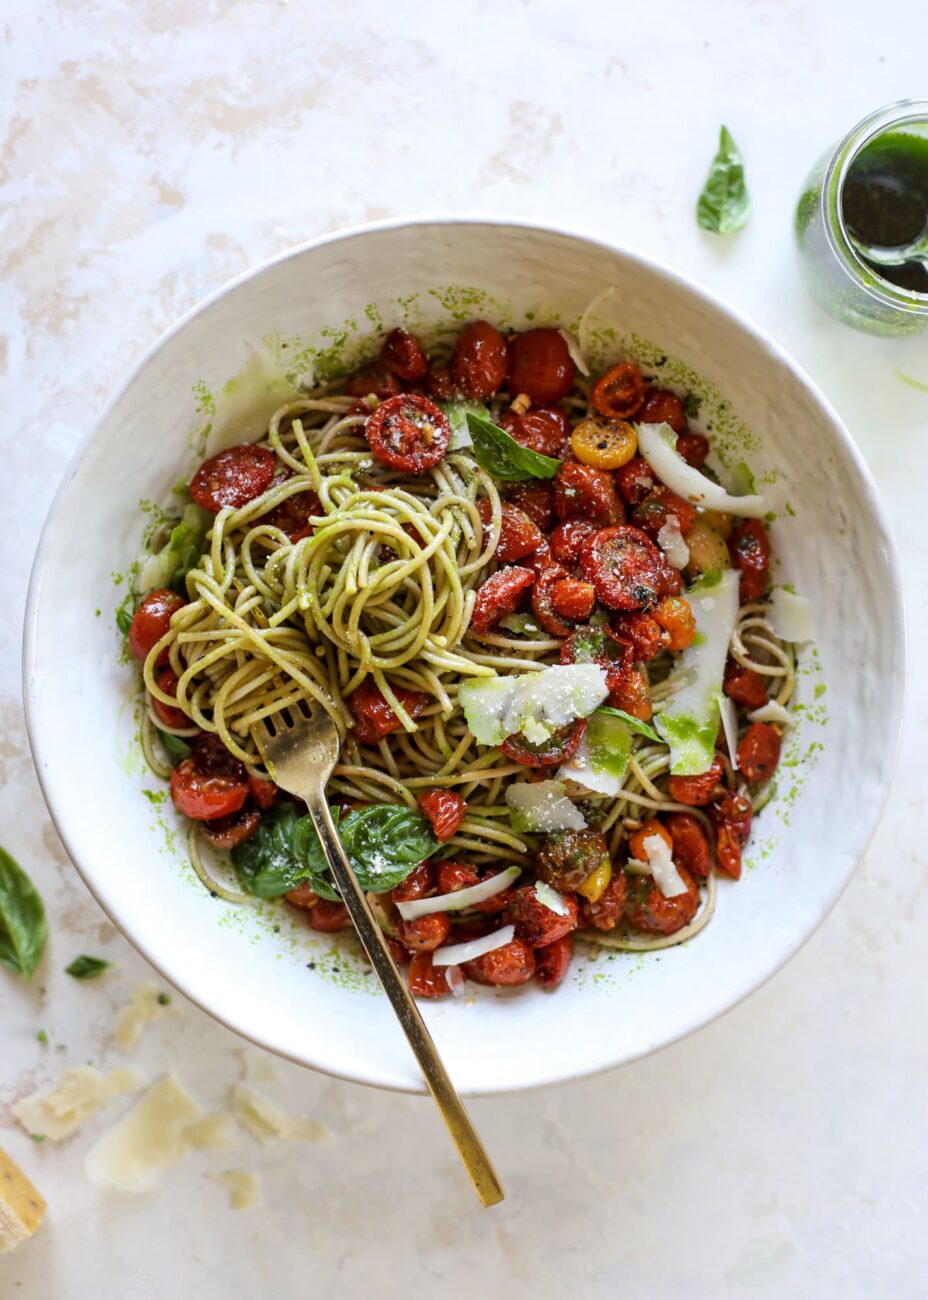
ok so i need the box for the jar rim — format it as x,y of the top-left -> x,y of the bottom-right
822,98 -> 928,316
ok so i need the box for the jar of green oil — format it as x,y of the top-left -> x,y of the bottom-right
796,100 -> 928,335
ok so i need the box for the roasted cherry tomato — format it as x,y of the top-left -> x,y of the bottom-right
554,462 -> 623,525
524,539 -> 559,575
657,561 -> 684,597
396,912 -> 451,954
560,624 -> 630,692
499,405 -> 571,458
537,828 -> 608,892
632,487 -> 697,540
534,934 -> 573,990
579,524 -> 664,611
308,900 -> 352,932
128,588 -> 186,664
451,320 -> 508,399
714,823 -> 743,879
615,456 -> 657,506
470,867 -> 516,914
665,813 -> 711,879
463,936 -> 536,986
729,519 -> 770,603
247,774 -> 279,810
676,431 -> 710,468
364,394 -> 451,474
606,666 -> 652,720
476,498 -> 542,563
505,481 -> 555,531
425,366 -> 457,400
380,328 -> 429,382
435,861 -> 479,893
170,734 -> 249,822
470,566 -> 535,634
408,952 -> 452,998
625,865 -> 699,935
530,563 -> 572,636
549,519 -> 599,566
284,881 -> 320,910
711,790 -> 753,844
590,362 -> 646,420
570,415 -> 638,469
667,754 -> 725,806
417,789 -> 468,842
190,443 -> 277,514
549,578 -> 596,622
637,387 -> 687,433
500,718 -> 587,768
508,885 -> 578,947
392,862 -> 434,904
200,807 -> 261,849
507,328 -> 575,404
347,678 -> 430,744
579,870 -> 627,931
737,722 -> 781,783
652,595 -> 696,650
151,667 -> 189,730
260,488 -> 321,542
345,364 -> 401,398
628,817 -> 673,864
723,660 -> 769,710
609,611 -> 668,661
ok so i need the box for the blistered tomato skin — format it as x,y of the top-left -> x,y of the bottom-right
417,789 -> 468,842
724,660 -> 769,710
190,444 -> 277,514
676,432 -> 710,468
590,362 -> 646,420
392,862 -> 434,904
729,520 -> 771,603
247,775 -> 279,810
470,566 -> 535,634
436,861 -> 479,893
150,668 -> 189,730
499,719 -> 587,768
667,754 -> 726,806
347,679 -> 430,744
507,329 -> 576,404
508,886 -> 578,947
554,463 -> 624,526
615,456 -> 657,507
380,328 -> 429,382
170,736 -> 249,822
260,488 -> 321,542
345,365 -> 401,398
537,828 -> 609,892
625,865 -> 699,936
308,900 -> 352,932
451,320 -> 508,399
505,481 -> 555,532
637,387 -> 688,433
607,666 -> 652,720
284,881 -> 320,910
531,564 -> 573,636
549,578 -> 596,622
200,808 -> 261,849
579,870 -> 627,931
737,722 -> 782,783
579,525 -> 665,611
408,952 -> 451,998
534,935 -> 573,990
463,937 -> 536,986
666,813 -> 711,879
128,589 -> 185,664
476,498 -> 542,563
396,912 -> 451,953
549,519 -> 599,566
499,406 -> 570,458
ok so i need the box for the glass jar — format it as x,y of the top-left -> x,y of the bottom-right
795,100 -> 928,336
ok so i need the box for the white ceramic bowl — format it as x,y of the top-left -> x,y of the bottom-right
24,218 -> 904,1095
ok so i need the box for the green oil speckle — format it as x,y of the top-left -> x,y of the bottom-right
427,284 -> 511,324
896,370 -> 928,393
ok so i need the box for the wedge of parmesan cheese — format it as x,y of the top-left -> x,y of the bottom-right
12,1065 -> 143,1142
0,1146 -> 46,1253
84,1074 -> 203,1192
229,1084 -> 328,1145
209,1169 -> 261,1210
114,982 -> 171,1052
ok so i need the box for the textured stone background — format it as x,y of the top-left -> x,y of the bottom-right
1,2 -> 926,1296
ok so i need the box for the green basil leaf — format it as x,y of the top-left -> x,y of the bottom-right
232,803 -> 317,900
156,729 -> 191,764
65,955 -> 111,980
334,805 -> 440,893
115,590 -> 140,637
597,706 -> 663,744
696,125 -> 750,234
466,412 -> 561,481
683,391 -> 702,419
440,399 -> 489,450
0,847 -> 47,980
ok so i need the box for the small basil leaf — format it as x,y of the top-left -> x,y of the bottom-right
0,847 -> 47,981
466,412 -> 561,481
696,125 -> 750,234
115,590 -> 140,637
232,803 -> 314,899
156,729 -> 191,764
65,955 -> 111,980
597,706 -> 663,744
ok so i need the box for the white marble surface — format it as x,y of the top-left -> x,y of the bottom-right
2,2 -> 927,1295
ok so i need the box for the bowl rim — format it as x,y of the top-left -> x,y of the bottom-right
22,214 -> 907,1096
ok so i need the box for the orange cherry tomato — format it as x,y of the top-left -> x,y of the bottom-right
590,362 -> 646,420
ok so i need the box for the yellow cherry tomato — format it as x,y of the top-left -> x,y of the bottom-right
577,854 -> 612,903
570,416 -> 638,470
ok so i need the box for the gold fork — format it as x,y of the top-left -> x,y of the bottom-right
252,702 -> 504,1208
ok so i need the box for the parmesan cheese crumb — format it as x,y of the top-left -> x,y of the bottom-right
114,982 -> 171,1052
209,1169 -> 261,1210
84,1074 -> 203,1192
229,1084 -> 328,1145
12,1065 -> 144,1142
185,1113 -> 236,1151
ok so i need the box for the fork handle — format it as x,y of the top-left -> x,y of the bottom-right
304,796 -> 504,1208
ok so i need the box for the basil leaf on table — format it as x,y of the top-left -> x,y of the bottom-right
696,125 -> 750,234
65,955 -> 111,980
597,706 -> 663,744
0,847 -> 47,980
466,412 -> 561,481
231,802 -> 439,901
